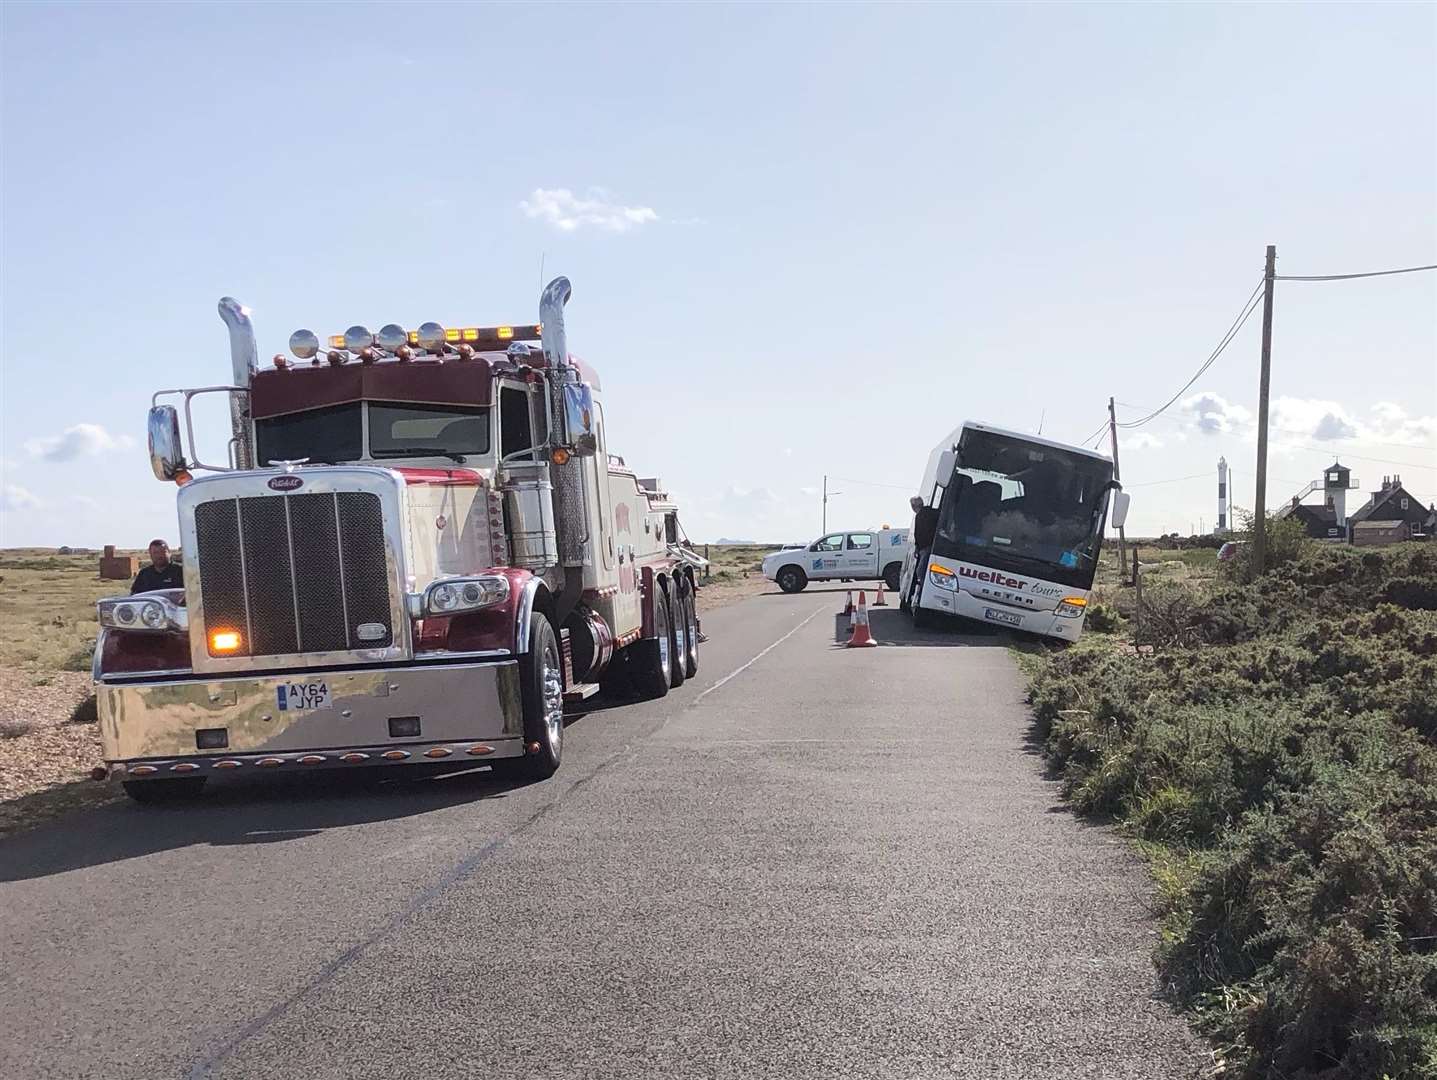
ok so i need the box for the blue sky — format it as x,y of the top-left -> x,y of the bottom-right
2,1 -> 1433,546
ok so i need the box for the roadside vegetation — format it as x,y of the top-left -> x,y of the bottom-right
1026,530 -> 1437,1078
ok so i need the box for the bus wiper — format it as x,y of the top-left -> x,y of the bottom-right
372,448 -> 468,463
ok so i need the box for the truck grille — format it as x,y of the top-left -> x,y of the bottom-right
194,492 -> 393,658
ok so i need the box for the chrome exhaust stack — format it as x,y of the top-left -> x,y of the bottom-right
217,296 -> 258,469
539,277 -> 589,571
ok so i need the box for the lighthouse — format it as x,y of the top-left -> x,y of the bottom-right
1217,456 -> 1229,534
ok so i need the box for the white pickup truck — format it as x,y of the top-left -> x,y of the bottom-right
762,529 -> 911,593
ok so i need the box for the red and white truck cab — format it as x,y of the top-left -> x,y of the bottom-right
95,278 -> 705,801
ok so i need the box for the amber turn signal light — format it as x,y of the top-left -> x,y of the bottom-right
210,630 -> 241,653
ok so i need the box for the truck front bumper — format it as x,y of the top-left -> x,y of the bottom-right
96,659 -> 526,774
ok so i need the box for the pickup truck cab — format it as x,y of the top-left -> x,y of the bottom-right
762,529 -> 910,593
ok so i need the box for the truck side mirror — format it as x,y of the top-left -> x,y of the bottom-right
936,449 -> 956,483
561,383 -> 598,457
148,405 -> 185,481
1110,490 -> 1131,530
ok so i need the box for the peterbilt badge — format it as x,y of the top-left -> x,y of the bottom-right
267,475 -> 304,492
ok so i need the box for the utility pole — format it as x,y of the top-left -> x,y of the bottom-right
1253,244 -> 1277,575
821,475 -> 843,534
1108,397 -> 1128,578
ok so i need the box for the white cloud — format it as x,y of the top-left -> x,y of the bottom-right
519,187 -> 659,233
1126,432 -> 1163,450
1181,392 -> 1252,435
24,422 -> 134,463
1271,397 -> 1358,442
1,483 -> 41,511
1267,397 -> 1435,447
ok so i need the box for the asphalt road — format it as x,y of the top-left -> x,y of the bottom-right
1,587 -> 1206,1080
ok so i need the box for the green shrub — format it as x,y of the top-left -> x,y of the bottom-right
1028,542 -> 1437,1078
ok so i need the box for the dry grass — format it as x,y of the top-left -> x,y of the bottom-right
692,544 -> 782,612
0,549 -> 137,837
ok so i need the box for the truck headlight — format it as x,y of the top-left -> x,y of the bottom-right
1055,596 -> 1089,618
97,595 -> 187,633
422,575 -> 510,616
928,565 -> 958,591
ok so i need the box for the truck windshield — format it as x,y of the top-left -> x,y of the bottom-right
255,403 -> 362,465
369,403 -> 490,458
932,429 -> 1113,589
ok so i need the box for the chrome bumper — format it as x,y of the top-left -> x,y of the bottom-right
96,660 -> 524,765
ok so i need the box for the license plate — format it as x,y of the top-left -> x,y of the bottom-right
277,680 -> 332,712
983,607 -> 1023,627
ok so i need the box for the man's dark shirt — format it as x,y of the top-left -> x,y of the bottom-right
132,563 -> 184,594
914,507 -> 939,549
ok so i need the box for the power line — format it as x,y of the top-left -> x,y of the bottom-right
826,474 -> 915,492
1116,277 -> 1266,430
1275,263 -> 1437,282
1125,472 -> 1211,487
1289,446 -> 1437,472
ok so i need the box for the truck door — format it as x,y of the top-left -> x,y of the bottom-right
842,532 -> 876,578
808,533 -> 845,579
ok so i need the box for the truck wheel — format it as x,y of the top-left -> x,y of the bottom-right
776,566 -> 807,593
883,562 -> 902,592
667,582 -> 687,689
122,777 -> 207,803
679,578 -> 699,678
491,612 -> 563,782
631,586 -> 672,698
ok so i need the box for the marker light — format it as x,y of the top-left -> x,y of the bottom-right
1055,596 -> 1089,618
496,326 -> 514,340
416,322 -> 447,352
173,468 -> 193,486
210,630 -> 242,653
550,447 -> 571,465
289,329 -> 320,360
343,325 -> 374,353
376,324 -> 407,351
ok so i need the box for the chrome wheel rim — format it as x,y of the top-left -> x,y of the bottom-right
541,639 -> 563,751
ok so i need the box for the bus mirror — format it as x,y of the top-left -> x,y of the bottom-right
148,405 -> 184,481
561,383 -> 598,457
936,449 -> 956,482
1110,490 -> 1131,530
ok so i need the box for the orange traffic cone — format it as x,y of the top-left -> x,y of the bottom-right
842,590 -> 854,616
874,581 -> 888,606
846,591 -> 879,648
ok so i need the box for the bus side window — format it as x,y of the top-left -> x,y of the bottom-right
500,385 -> 533,459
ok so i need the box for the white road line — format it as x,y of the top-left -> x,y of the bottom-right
693,603 -> 829,705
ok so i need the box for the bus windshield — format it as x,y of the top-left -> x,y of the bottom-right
932,428 -> 1114,588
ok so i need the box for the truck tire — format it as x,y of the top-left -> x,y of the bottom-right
882,562 -> 902,592
490,612 -> 563,782
667,581 -> 687,689
679,578 -> 699,678
776,565 -> 807,593
631,586 -> 672,698
122,777 -> 207,803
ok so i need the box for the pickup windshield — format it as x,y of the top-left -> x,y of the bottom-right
931,429 -> 1113,589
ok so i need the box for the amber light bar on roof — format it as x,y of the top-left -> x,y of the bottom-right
325,325 -> 542,350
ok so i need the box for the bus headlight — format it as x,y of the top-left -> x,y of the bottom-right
928,565 -> 957,591
1055,596 -> 1089,618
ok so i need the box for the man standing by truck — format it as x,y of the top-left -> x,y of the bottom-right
130,539 -> 183,594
